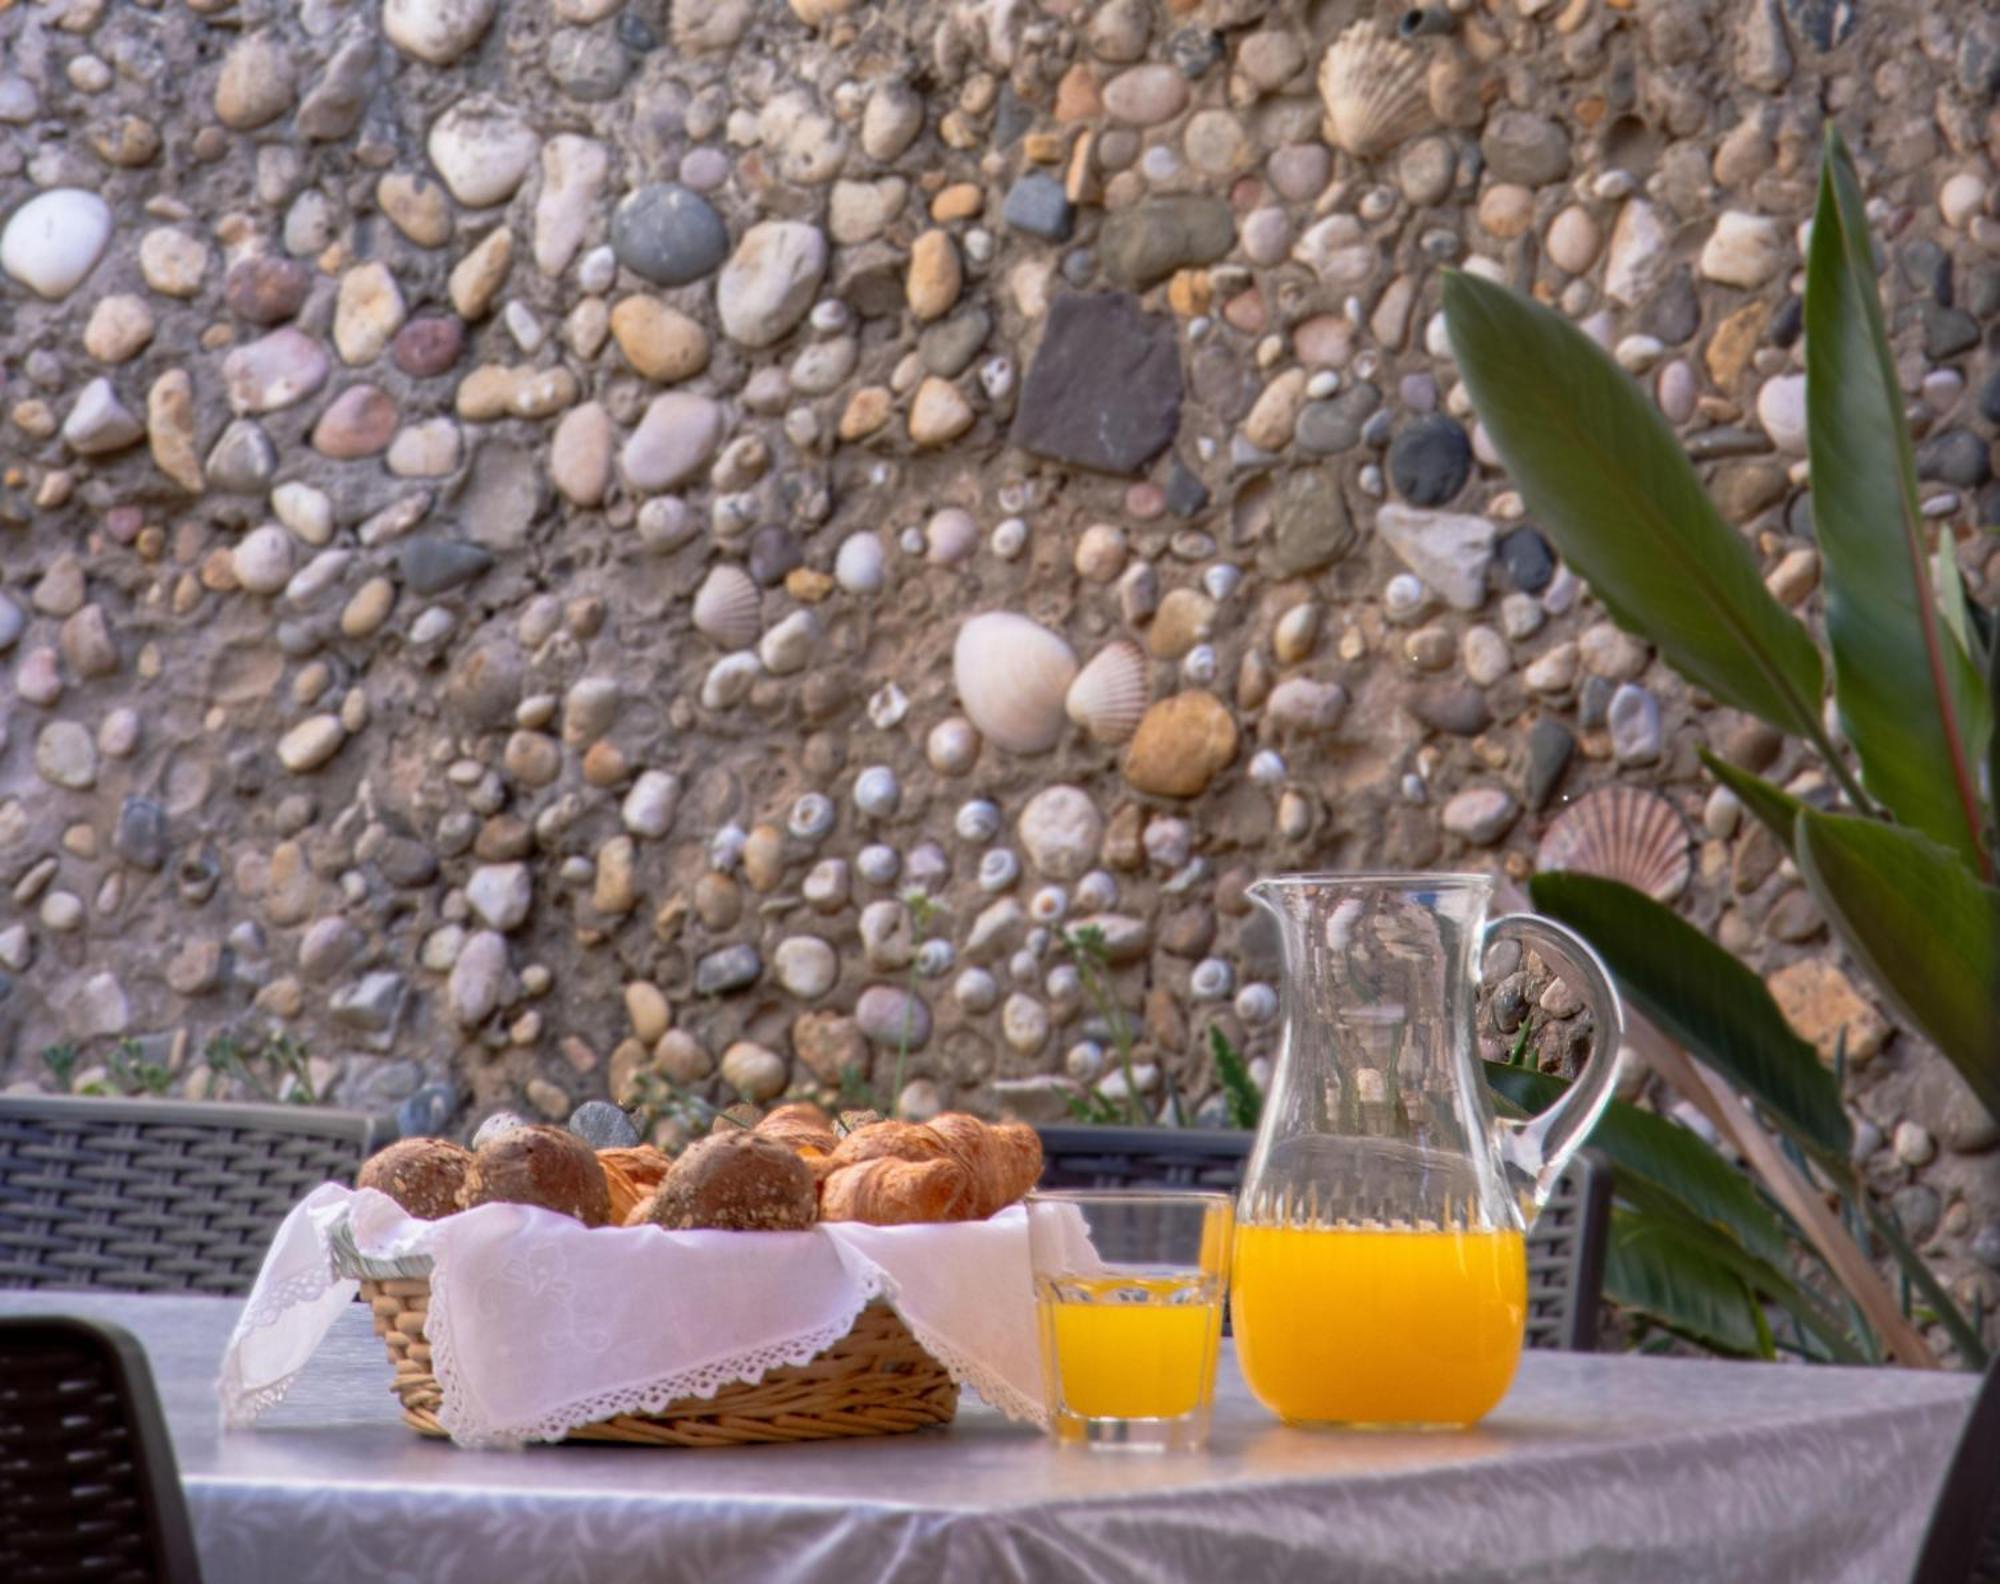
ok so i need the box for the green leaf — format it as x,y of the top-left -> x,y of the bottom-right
1698,749 -> 1807,852
1793,809 -> 2000,1121
1613,1174 -> 1866,1363
1805,129 -> 1990,871
1604,1206 -> 1771,1358
1529,872 -> 1850,1157
1485,1063 -> 1792,1270
1442,270 -> 1825,739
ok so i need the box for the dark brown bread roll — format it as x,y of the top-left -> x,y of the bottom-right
459,1124 -> 612,1227
648,1130 -> 818,1232
358,1137 -> 474,1220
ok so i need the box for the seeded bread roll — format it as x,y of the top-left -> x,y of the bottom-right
648,1130 -> 818,1232
459,1124 -> 612,1227
358,1137 -> 473,1220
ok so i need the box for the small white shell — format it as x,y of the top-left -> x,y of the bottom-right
1065,1041 -> 1105,1082
788,792 -> 835,842
1203,564 -> 1242,601
955,798 -> 1002,843
1181,643 -> 1219,685
868,683 -> 909,730
856,843 -> 901,885
1074,869 -> 1118,912
1319,23 -> 1433,159
691,564 -> 761,650
1029,885 -> 1069,923
1249,749 -> 1287,785
927,717 -> 980,775
917,938 -> 955,977
954,612 -> 1078,754
1537,785 -> 1692,903
1190,958 -> 1235,1000
991,517 -> 1028,560
1235,983 -> 1279,1025
1064,640 -> 1150,745
978,848 -> 1020,891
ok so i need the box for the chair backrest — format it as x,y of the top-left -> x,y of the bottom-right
1912,1358 -> 2000,1584
0,1097 -> 378,1294
1035,1126 -> 1611,1351
0,1314 -> 204,1584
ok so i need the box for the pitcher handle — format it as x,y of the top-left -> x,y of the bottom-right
1483,913 -> 1625,1226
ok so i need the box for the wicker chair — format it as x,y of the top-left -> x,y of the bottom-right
1036,1126 -> 1612,1351
1912,1358 -> 2000,1584
0,1097 -> 380,1295
0,1314 -> 204,1583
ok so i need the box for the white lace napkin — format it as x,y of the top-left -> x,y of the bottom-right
218,1185 -> 1047,1446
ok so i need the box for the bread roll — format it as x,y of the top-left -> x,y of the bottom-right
358,1137 -> 473,1220
924,1113 -> 1044,1219
649,1131 -> 818,1232
598,1145 -> 672,1225
460,1125 -> 612,1227
820,1156 -> 972,1226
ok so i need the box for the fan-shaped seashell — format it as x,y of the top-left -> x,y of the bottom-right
953,612 -> 1077,755
1064,641 -> 1150,745
1318,23 -> 1434,159
1536,786 -> 1691,904
691,564 -> 761,650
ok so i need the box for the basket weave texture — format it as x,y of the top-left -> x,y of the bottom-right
359,1274 -> 960,1446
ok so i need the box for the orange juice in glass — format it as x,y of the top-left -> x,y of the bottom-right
1027,1191 -> 1233,1450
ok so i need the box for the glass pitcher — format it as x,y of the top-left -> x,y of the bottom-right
1231,873 -> 1623,1429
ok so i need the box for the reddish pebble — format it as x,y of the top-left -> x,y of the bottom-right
224,256 -> 312,325
311,385 -> 398,459
1222,290 -> 1266,335
103,505 -> 145,544
1124,482 -> 1166,521
392,315 -> 464,379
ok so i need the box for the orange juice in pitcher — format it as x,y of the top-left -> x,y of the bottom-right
1231,874 -> 1622,1429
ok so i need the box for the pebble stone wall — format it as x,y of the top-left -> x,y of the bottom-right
0,0 -> 1995,1344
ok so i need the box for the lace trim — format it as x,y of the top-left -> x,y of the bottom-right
219,1202 -> 354,1428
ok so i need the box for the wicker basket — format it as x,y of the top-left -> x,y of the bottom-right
347,1246 -> 959,1447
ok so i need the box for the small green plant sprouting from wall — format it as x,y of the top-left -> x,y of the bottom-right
1058,923 -> 1147,1126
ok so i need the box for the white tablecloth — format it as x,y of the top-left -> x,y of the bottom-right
0,1291 -> 1976,1584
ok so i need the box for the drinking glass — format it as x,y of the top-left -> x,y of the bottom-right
1025,1189 -> 1233,1452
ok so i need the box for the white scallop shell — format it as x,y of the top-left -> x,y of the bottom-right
1318,23 -> 1434,159
1063,640 -> 1150,745
953,612 -> 1078,755
1536,785 -> 1692,904
691,564 -> 761,650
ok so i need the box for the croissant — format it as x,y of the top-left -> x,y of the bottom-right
756,1102 -> 840,1156
825,1120 -> 950,1171
598,1145 -> 672,1225
819,1155 -> 973,1225
925,1113 -> 1044,1219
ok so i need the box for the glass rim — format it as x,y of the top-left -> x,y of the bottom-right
1247,869 -> 1492,890
1025,1188 -> 1236,1209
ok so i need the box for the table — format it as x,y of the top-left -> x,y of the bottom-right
0,1291 -> 1975,1584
